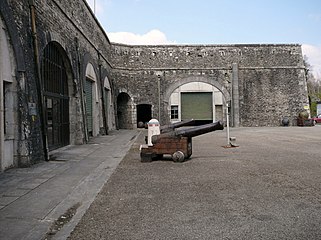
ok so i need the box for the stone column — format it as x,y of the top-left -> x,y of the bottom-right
232,63 -> 240,127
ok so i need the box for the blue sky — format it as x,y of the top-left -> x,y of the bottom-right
86,0 -> 321,77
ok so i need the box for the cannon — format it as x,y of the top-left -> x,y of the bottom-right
160,119 -> 195,133
140,121 -> 224,162
145,119 -> 196,144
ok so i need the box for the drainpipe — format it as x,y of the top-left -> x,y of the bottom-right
98,52 -> 108,135
29,0 -> 48,160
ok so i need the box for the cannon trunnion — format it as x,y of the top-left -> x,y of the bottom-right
140,121 -> 224,162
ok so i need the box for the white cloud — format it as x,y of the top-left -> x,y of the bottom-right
302,44 -> 321,78
107,29 -> 176,45
85,0 -> 105,15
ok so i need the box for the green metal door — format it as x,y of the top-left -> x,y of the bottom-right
104,88 -> 109,128
181,92 -> 213,120
85,78 -> 93,136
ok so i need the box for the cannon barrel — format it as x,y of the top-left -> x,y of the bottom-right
175,121 -> 224,138
160,119 -> 195,133
152,121 -> 224,143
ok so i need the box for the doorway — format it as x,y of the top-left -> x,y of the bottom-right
137,104 -> 152,127
41,42 -> 70,151
117,92 -> 132,129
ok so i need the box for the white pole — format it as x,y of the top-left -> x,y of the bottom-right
226,103 -> 230,145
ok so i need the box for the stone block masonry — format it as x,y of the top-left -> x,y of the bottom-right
0,0 -> 309,169
110,43 -> 308,126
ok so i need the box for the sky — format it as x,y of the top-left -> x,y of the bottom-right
86,0 -> 321,78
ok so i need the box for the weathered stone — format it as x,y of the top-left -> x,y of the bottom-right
0,0 -> 309,169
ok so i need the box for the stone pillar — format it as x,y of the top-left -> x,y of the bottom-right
232,63 -> 240,127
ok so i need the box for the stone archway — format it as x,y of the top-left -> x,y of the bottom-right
41,41 -> 73,151
169,82 -> 224,124
164,76 -> 231,125
103,76 -> 112,131
85,63 -> 99,137
117,92 -> 133,129
0,15 -> 17,170
164,76 -> 231,104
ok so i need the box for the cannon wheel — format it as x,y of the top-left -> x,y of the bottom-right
172,151 -> 185,162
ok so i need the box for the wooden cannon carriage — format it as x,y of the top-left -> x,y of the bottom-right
140,121 -> 224,162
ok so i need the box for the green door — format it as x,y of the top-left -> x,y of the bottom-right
104,88 -> 109,128
181,92 -> 213,120
85,79 -> 93,136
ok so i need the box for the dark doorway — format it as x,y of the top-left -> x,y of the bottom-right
117,92 -> 132,129
137,104 -> 152,128
41,42 -> 70,151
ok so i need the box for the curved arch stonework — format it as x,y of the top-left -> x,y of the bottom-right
85,62 -> 101,137
44,31 -> 68,54
117,92 -> 135,129
163,75 -> 232,125
0,14 -> 17,170
164,76 -> 231,104
0,3 -> 25,71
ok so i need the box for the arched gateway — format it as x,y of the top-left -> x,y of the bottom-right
164,76 -> 231,125
41,42 -> 71,151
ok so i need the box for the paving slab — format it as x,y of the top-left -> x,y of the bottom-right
0,130 -> 139,240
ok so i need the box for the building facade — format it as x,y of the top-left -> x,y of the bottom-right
0,0 -> 309,170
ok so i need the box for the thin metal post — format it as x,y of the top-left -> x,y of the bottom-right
158,75 -> 161,122
226,103 -> 230,145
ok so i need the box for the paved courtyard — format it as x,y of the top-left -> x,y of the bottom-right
69,125 -> 321,240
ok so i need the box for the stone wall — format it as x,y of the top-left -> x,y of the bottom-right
0,0 -> 310,169
110,43 -> 308,126
1,0 -> 116,168
109,44 -> 303,69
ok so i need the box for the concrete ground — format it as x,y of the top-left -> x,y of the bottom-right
0,130 -> 139,240
68,125 -> 321,240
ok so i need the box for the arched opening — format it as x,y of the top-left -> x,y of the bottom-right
85,63 -> 98,137
0,15 -> 17,170
117,92 -> 132,129
137,104 -> 152,128
103,77 -> 111,131
41,42 -> 70,151
169,82 -> 224,125
164,76 -> 231,126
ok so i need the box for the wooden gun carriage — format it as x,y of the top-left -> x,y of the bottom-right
140,121 -> 224,162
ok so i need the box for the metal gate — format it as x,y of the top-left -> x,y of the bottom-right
85,78 -> 93,136
181,92 -> 213,121
42,42 -> 70,151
